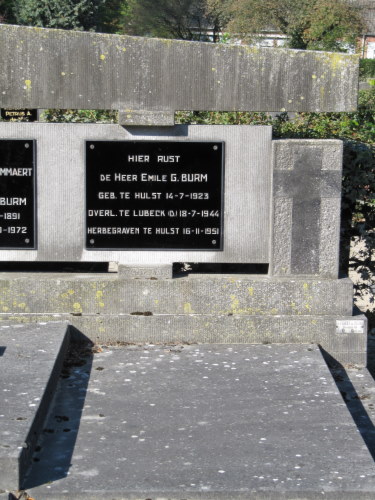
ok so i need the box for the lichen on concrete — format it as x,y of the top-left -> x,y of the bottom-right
0,24 -> 359,114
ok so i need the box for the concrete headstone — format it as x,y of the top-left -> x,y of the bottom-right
0,24 -> 370,496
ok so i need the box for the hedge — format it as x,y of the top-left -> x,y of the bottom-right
360,58 -> 375,79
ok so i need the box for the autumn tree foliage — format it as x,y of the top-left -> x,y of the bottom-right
1,0 -> 366,51
207,0 -> 365,51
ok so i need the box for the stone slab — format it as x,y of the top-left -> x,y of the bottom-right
0,322 -> 70,490
118,110 -> 175,126
24,344 -> 375,499
118,264 -> 173,279
0,25 -> 359,115
0,312 -> 367,366
0,123 -> 272,266
0,273 -> 354,316
271,140 -> 343,278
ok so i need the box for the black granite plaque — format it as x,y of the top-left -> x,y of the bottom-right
1,109 -> 38,122
86,141 -> 224,250
0,140 -> 36,249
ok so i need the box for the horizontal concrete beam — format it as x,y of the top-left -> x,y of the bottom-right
0,313 -> 367,366
0,25 -> 359,117
0,275 -> 354,316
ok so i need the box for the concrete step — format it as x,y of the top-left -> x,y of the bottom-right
22,344 -> 375,500
0,274 -> 353,316
0,312 -> 367,365
0,322 -> 70,491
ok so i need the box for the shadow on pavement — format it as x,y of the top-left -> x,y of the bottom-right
22,330 -> 94,489
320,346 -> 375,461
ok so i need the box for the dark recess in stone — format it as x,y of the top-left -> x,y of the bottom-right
173,263 -> 269,276
0,262 -> 109,273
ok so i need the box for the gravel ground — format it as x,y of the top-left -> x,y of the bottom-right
349,237 -> 374,317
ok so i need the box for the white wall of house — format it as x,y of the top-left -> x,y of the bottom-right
366,40 -> 375,58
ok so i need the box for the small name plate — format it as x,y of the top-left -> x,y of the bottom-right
1,109 -> 37,122
0,140 -> 36,249
86,141 -> 224,250
336,320 -> 365,334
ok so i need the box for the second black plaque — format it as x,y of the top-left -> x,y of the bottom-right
0,140 -> 36,249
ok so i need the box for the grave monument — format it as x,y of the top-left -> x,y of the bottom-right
0,24 -> 372,498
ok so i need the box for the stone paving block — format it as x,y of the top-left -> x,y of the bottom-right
24,344 -> 375,499
0,322 -> 70,491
